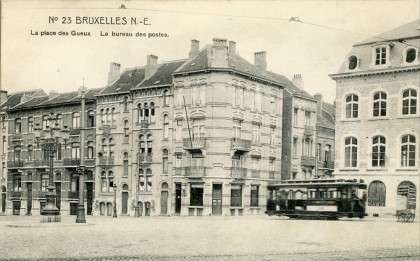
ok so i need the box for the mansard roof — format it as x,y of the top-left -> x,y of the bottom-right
99,67 -> 146,95
1,89 -> 45,111
9,88 -> 103,111
266,71 -> 314,101
174,45 -> 282,87
354,19 -> 420,46
137,60 -> 187,88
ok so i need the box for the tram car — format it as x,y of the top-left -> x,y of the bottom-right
266,179 -> 367,220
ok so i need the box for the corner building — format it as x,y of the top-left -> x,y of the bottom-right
330,20 -> 420,217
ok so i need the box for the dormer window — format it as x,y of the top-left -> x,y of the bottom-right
402,47 -> 419,66
375,47 -> 387,65
348,56 -> 358,70
370,43 -> 392,68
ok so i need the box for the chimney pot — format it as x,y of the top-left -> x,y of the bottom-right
108,62 -> 121,84
189,39 -> 200,58
145,55 -> 158,79
254,51 -> 267,71
292,74 -> 304,90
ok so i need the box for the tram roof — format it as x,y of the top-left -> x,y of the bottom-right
268,179 -> 366,188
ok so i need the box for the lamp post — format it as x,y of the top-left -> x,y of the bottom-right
113,183 -> 117,218
134,153 -> 140,217
34,112 -> 69,223
76,89 -> 86,223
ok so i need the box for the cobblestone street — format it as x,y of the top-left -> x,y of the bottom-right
1,215 -> 419,260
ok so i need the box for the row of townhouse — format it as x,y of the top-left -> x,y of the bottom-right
331,20 -> 420,216
0,38 -> 334,217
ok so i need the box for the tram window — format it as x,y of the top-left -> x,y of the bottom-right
319,190 -> 327,198
309,190 -> 316,198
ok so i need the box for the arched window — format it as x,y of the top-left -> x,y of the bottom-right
163,90 -> 169,106
105,108 -> 110,124
123,152 -> 129,176
27,117 -> 34,132
42,115 -> 49,130
139,134 -> 145,154
402,89 -> 417,115
372,136 -> 386,167
56,113 -> 63,129
344,137 -> 357,167
345,94 -> 358,119
100,109 -> 105,125
87,141 -> 94,159
401,135 -> 416,167
146,134 -> 153,154
123,96 -> 129,112
163,115 -> 169,139
144,103 -> 149,122
150,102 -> 155,122
405,48 -> 417,63
397,181 -> 416,210
108,138 -> 115,159
122,184 -> 129,191
138,104 -> 142,123
71,142 -> 80,159
111,108 -> 116,123
73,112 -> 80,128
123,120 -> 129,143
139,169 -> 145,191
162,149 -> 169,174
14,118 -> 21,134
368,180 -> 386,207
373,92 -> 387,117
348,55 -> 358,70
161,182 -> 169,190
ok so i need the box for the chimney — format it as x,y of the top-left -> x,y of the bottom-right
21,93 -> 33,103
211,38 -> 228,68
48,90 -> 59,99
189,39 -> 200,58
292,74 -> 304,90
254,51 -> 267,71
229,41 -> 236,55
314,93 -> 323,115
0,90 -> 7,105
145,55 -> 158,79
108,62 -> 121,84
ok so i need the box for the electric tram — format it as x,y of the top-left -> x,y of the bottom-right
266,179 -> 367,220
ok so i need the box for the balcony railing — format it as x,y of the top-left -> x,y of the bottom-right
304,125 -> 314,136
183,137 -> 206,150
231,167 -> 247,178
251,169 -> 260,178
63,158 -> 80,166
140,120 -> 149,129
231,138 -> 251,151
185,166 -> 206,177
139,153 -> 153,163
323,161 -> 334,169
174,167 -> 183,176
301,156 -> 316,167
68,191 -> 79,199
33,159 -> 50,167
7,160 -> 24,168
269,171 -> 278,179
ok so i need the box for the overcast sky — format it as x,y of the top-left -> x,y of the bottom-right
1,0 -> 419,103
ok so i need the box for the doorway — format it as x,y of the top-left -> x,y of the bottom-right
212,184 -> 222,215
27,183 -> 32,215
55,183 -> 61,210
13,200 -> 21,215
86,183 -> 93,215
175,183 -> 181,215
122,192 -> 128,214
161,182 -> 169,215
1,186 -> 6,213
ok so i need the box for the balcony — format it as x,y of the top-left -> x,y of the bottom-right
34,159 -> 50,167
269,171 -> 278,179
69,129 -> 80,135
304,125 -> 314,136
185,166 -> 206,177
174,167 -> 183,176
139,153 -> 153,164
99,156 -> 114,165
231,167 -> 247,178
323,161 -> 334,169
7,160 -> 24,168
231,138 -> 251,152
63,158 -> 80,166
140,120 -> 149,129
12,191 -> 22,198
301,156 -> 316,167
251,169 -> 260,178
68,191 -> 79,199
183,137 -> 206,150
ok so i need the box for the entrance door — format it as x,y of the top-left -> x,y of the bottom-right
161,191 -> 168,215
27,183 -> 32,215
86,183 -> 93,215
107,202 -> 112,216
1,187 -> 5,213
55,183 -> 61,210
212,184 -> 222,215
13,201 -> 21,215
122,192 -> 128,214
175,183 -> 181,215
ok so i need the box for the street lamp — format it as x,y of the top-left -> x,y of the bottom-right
113,183 -> 117,218
134,153 -> 140,217
34,112 -> 69,223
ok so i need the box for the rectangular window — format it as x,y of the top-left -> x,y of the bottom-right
190,184 -> 204,206
250,185 -> 259,207
73,113 -> 80,128
305,111 -> 311,126
252,124 -> 261,144
163,158 -> 168,174
13,175 -> 22,192
230,185 -> 242,207
28,117 -> 34,132
270,127 -> 275,146
233,120 -> 242,139
15,119 -> 21,134
71,145 -> 80,159
70,175 -> 79,192
41,174 -> 49,192
176,120 -> 182,141
123,160 -> 129,176
192,120 -> 205,138
101,177 -> 107,192
28,145 -> 33,161
317,143 -> 322,161
293,108 -> 298,126
375,47 -> 387,65
2,136 -> 6,154
293,138 -> 298,157
175,154 -> 182,168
